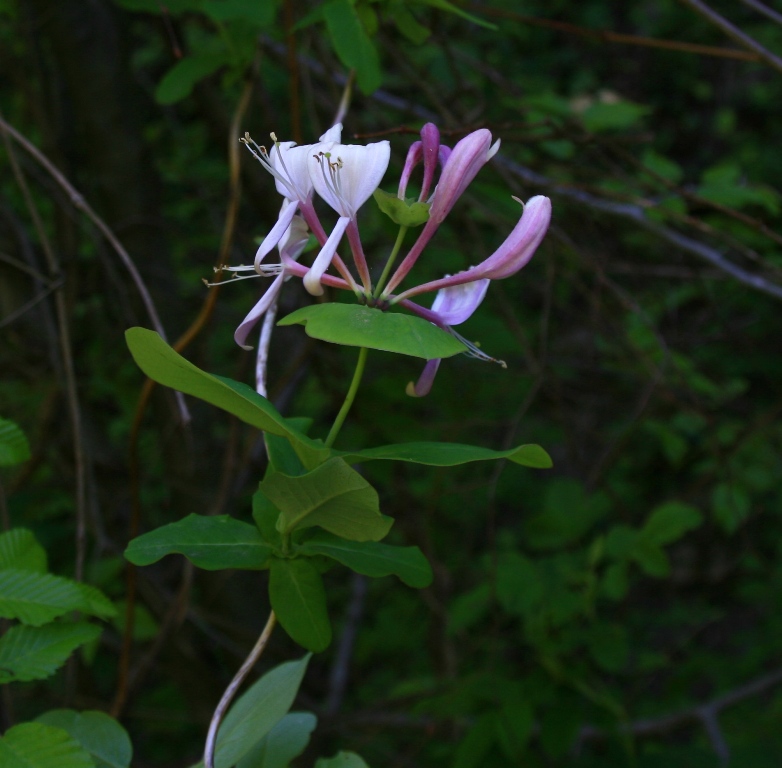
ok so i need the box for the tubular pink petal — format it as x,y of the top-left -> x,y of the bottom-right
406,359 -> 441,398
419,123 -> 441,202
429,129 -> 495,223
398,141 -> 422,199
253,199 -> 300,271
430,279 -> 491,325
234,273 -> 285,350
303,216 -> 350,296
478,195 -> 551,279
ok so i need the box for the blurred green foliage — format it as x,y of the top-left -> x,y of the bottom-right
3,0 -> 782,766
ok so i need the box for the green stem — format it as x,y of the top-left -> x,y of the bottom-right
373,225 -> 408,298
325,347 -> 368,448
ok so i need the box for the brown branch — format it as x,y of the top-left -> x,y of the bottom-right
677,0 -> 782,74
471,5 -> 761,61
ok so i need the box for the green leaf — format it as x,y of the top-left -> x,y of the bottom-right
200,0 -> 276,25
712,483 -> 750,534
269,558 -> 331,652
372,189 -> 430,227
298,530 -> 432,588
315,752 -> 371,768
36,710 -> 132,768
632,540 -> 670,578
0,570 -> 115,626
0,622 -> 102,683
0,417 -> 30,467
0,528 -> 47,572
419,0 -> 496,30
586,623 -> 629,673
581,100 -> 650,133
336,441 -> 552,469
155,51 -> 231,104
124,328 -> 328,468
196,656 -> 311,768
388,1 -> 430,44
124,514 -> 272,571
277,304 -> 467,360
454,713 -> 496,768
496,700 -> 534,760
322,0 -> 381,94
236,712 -> 317,768
253,488 -> 283,547
260,459 -> 393,542
641,501 -> 703,546
0,723 -> 95,768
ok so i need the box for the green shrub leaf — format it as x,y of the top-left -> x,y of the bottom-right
0,417 -> 30,467
0,528 -> 47,573
298,530 -> 432,587
0,722 -> 94,768
269,559 -> 331,652
260,459 -> 392,542
125,514 -> 273,570
36,710 -> 132,768
278,304 -> 467,360
0,623 -> 102,683
236,712 -> 317,768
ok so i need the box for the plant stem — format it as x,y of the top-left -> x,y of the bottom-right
325,347 -> 369,448
373,225 -> 408,298
203,610 -> 277,768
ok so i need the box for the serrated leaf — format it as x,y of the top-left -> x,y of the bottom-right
298,530 -> 432,588
260,459 -> 392,542
190,656 -> 310,768
278,304 -> 467,360
236,712 -> 317,768
36,710 -> 132,768
0,722 -> 94,768
0,528 -> 47,573
335,441 -> 552,469
373,189 -> 430,227
0,417 -> 30,467
125,514 -> 272,570
0,570 -> 115,626
125,328 -> 328,469
322,0 -> 381,94
0,623 -> 101,683
155,51 -> 231,104
269,559 -> 331,652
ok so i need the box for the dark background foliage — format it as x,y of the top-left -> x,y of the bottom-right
2,0 -> 782,765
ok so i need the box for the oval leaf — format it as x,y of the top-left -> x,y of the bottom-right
336,441 -> 552,469
236,712 -> 317,768
36,710 -> 132,768
298,531 -> 432,588
277,304 -> 467,359
0,723 -> 94,768
260,459 -> 393,542
269,559 -> 331,652
124,328 -> 328,469
125,514 -> 272,571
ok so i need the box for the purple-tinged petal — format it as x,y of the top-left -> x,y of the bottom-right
278,214 -> 310,263
303,215 -> 350,296
430,279 -> 491,325
254,199 -> 300,270
475,195 -> 551,279
419,123 -> 441,202
429,129 -> 499,223
234,273 -> 285,350
393,196 -> 551,302
398,141 -> 422,199
406,359 -> 441,398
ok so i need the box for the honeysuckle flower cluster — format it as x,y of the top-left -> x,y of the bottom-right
221,122 -> 552,395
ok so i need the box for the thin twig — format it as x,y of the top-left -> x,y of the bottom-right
204,610 -> 277,768
0,113 -> 89,584
677,0 -> 782,74
738,0 -> 782,27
